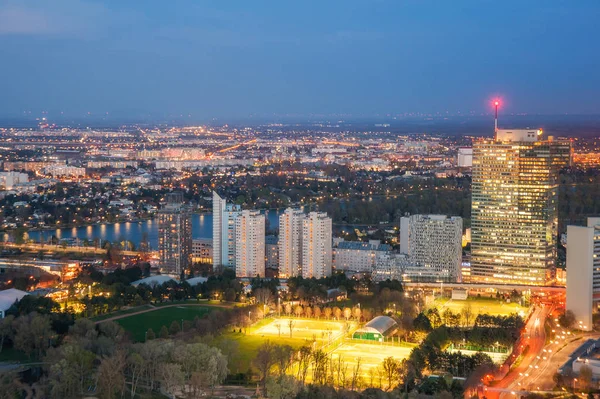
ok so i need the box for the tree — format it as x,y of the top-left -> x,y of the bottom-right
255,287 -> 273,305
333,307 -> 342,320
294,305 -> 303,318
253,341 -> 275,395
158,363 -> 184,398
126,352 -> 145,399
0,315 -> 14,353
169,320 -> 181,335
288,319 -> 296,338
461,303 -> 474,327
13,313 -> 53,358
265,375 -> 300,399
46,343 -> 96,398
381,357 -> 400,391
353,307 -> 361,321
97,352 -> 126,399
313,306 -> 322,319
159,325 -> 169,339
284,303 -> 292,316
146,328 -> 155,341
343,307 -> 352,320
324,307 -> 332,320
304,306 -> 313,318
559,310 -> 576,329
273,345 -> 294,377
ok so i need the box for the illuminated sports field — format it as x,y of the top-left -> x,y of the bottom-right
432,297 -> 528,322
330,342 -> 414,378
253,318 -> 354,342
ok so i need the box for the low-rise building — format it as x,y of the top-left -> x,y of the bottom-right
333,239 -> 390,273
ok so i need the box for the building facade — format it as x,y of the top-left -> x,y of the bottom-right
400,214 -> 462,281
565,217 -> 600,331
192,238 -> 213,264
212,191 -> 241,269
302,212 -> 332,278
235,210 -> 265,278
278,208 -> 305,278
265,235 -> 279,270
333,240 -> 390,273
158,192 -> 192,275
471,130 -> 571,285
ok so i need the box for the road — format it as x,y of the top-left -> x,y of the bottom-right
483,305 -> 549,399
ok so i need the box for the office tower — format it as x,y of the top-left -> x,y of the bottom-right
212,191 -> 241,269
158,192 -> 192,275
333,240 -> 390,273
471,129 -> 571,285
565,217 -> 600,332
400,214 -> 463,281
278,208 -> 305,278
302,212 -> 332,278
235,210 -> 265,278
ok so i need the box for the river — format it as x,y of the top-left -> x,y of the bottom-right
26,211 -> 282,250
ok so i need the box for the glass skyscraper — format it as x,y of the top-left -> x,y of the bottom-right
470,129 -> 571,285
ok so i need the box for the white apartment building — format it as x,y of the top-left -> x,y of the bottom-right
0,172 -> 28,189
372,252 -> 414,282
212,192 -> 241,269
278,208 -> 305,278
400,214 -> 463,281
302,212 -> 332,278
333,240 -> 390,273
43,164 -> 86,178
457,148 -> 473,167
235,210 -> 265,278
566,217 -> 600,331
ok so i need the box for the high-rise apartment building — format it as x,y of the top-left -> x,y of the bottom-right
278,208 -> 306,278
158,192 -> 192,275
565,217 -> 600,332
212,191 -> 241,269
471,129 -> 571,284
400,214 -> 462,281
302,212 -> 332,278
235,210 -> 265,278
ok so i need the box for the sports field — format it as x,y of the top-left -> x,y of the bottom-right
432,297 -> 527,321
253,318 -> 353,342
115,305 -> 213,341
330,342 -> 414,377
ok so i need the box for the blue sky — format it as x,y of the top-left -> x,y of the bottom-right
1,0 -> 599,120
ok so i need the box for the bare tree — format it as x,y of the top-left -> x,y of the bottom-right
461,303 -> 474,327
253,341 -> 275,395
276,323 -> 282,337
343,307 -> 352,321
350,357 -> 362,391
288,319 -> 296,338
381,357 -> 400,391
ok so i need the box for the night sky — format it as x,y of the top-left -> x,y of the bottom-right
1,0 -> 599,120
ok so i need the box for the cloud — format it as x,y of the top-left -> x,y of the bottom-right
0,0 -> 108,36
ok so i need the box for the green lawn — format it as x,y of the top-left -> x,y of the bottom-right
214,331 -> 307,374
0,347 -> 33,363
90,304 -> 155,321
115,305 -> 214,342
431,296 -> 528,320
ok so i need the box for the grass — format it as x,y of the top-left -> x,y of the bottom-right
90,304 -> 155,322
431,296 -> 528,321
214,331 -> 307,374
214,317 -> 352,373
0,347 -> 33,363
329,342 -> 413,378
115,305 -> 214,342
